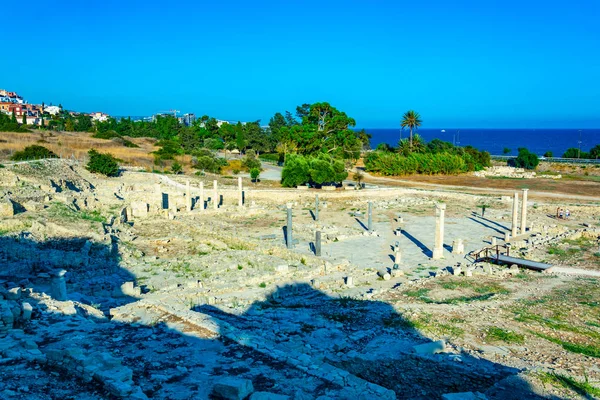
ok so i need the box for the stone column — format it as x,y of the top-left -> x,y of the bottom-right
51,269 -> 68,301
451,238 -> 464,254
315,195 -> 319,221
186,180 -> 192,212
511,192 -> 519,237
155,184 -> 162,209
238,177 -> 243,207
393,246 -> 402,269
199,182 -> 204,211
432,204 -> 446,259
315,231 -> 321,256
213,180 -> 218,210
521,189 -> 528,235
286,204 -> 293,249
367,201 -> 373,231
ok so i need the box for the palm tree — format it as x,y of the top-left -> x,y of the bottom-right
400,110 -> 422,150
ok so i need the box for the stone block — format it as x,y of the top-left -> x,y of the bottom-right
0,199 -> 15,217
130,202 -> 149,218
451,239 -> 464,254
5,287 -> 21,300
250,392 -> 290,400
377,270 -> 391,281
212,377 -> 254,400
442,392 -> 488,400
21,303 -> 33,321
413,340 -> 446,355
275,265 -> 289,273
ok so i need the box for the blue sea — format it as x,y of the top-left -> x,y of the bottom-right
362,128 -> 600,157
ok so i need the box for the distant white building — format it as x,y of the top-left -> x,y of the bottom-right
90,112 -> 110,122
44,105 -> 61,115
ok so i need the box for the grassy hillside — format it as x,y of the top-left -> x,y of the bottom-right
0,129 -> 192,171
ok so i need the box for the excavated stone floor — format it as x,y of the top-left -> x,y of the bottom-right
0,160 -> 599,399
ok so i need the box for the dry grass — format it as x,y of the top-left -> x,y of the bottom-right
0,130 -> 183,171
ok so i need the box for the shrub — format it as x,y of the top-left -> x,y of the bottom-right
513,148 -> 539,170
242,149 -> 261,170
92,130 -> 120,140
250,168 -> 260,182
153,139 -> 182,161
171,162 -> 182,174
86,149 -> 119,177
204,138 -> 224,150
309,158 -> 334,185
563,147 -> 589,159
282,154 -> 348,187
281,154 -> 310,187
364,151 -> 471,176
191,150 -> 227,174
11,145 -> 58,161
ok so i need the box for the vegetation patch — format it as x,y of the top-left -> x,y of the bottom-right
402,279 -> 510,305
87,149 -> 120,177
510,279 -> 600,358
11,145 -> 57,161
484,327 -> 525,344
538,372 -> 600,398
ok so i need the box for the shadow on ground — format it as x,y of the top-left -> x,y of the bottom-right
0,234 -> 559,399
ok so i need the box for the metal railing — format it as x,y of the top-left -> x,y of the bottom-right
472,244 -> 510,261
491,155 -> 600,164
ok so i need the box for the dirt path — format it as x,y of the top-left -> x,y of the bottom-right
550,267 -> 600,277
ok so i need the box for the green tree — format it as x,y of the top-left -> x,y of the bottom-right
503,147 -> 511,155
87,149 -> 120,176
398,134 -> 425,156
513,148 -> 539,170
309,158 -> 335,185
235,122 -> 246,151
268,112 -> 287,142
22,112 -> 26,125
590,145 -> 600,159
242,149 -> 261,170
75,114 -> 93,132
543,151 -> 553,158
250,167 -> 260,183
563,148 -> 588,158
400,110 -> 422,149
356,129 -> 372,150
11,145 -> 57,161
281,154 -> 310,187
179,127 -> 202,153
65,119 -> 74,132
41,102 -> 45,127
11,110 -> 17,124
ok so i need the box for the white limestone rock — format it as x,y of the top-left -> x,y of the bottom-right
212,377 -> 254,400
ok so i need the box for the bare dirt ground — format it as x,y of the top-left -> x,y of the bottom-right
361,172 -> 600,202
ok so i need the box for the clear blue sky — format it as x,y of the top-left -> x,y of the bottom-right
5,0 -> 600,128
